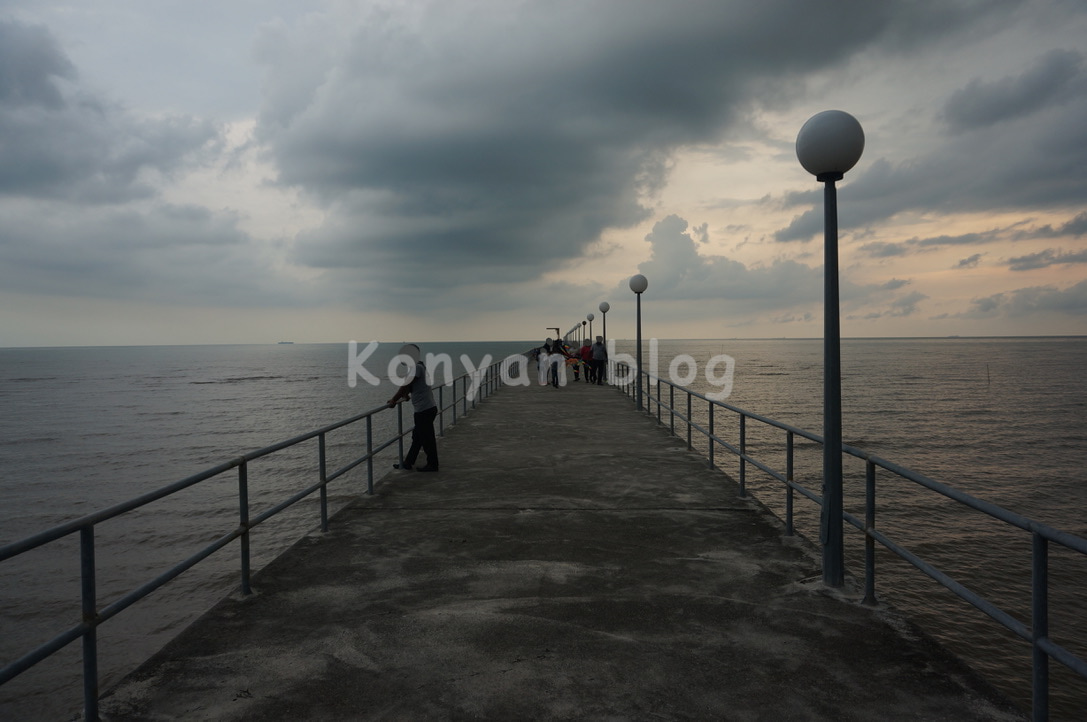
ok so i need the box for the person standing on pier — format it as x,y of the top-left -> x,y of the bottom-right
387,343 -> 439,472
579,339 -> 594,383
591,336 -> 608,385
535,339 -> 552,386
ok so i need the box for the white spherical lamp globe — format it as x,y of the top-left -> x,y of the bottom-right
796,110 -> 865,179
599,301 -> 610,313
629,274 -> 648,294
587,313 -> 594,321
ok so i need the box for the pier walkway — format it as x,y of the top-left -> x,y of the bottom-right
98,382 -> 1021,721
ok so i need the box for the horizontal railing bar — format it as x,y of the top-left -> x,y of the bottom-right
0,366 -> 506,562
249,484 -> 327,529
325,431 -> 404,483
641,371 -> 822,443
787,479 -> 822,505
0,623 -> 88,686
1037,636 -> 1087,678
742,454 -> 788,485
642,369 -> 1087,557
866,526 -> 1032,641
98,530 -> 241,623
0,460 -> 240,560
864,455 -> 1087,553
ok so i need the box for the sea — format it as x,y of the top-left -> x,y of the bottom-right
1,338 -> 1085,720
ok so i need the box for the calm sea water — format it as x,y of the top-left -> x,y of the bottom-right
1,338 -> 1085,719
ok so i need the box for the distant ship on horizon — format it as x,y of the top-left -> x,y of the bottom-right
277,341 -> 294,345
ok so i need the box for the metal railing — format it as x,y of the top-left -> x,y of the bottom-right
614,363 -> 1086,722
0,357 -> 517,722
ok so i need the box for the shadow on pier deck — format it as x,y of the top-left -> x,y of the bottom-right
99,382 -> 1022,721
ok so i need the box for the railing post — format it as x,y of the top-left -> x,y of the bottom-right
1032,532 -> 1049,722
785,430 -> 794,536
686,392 -> 693,450
397,402 -> 405,463
708,402 -> 715,470
864,459 -> 877,605
238,460 -> 252,595
669,384 -> 675,436
739,414 -> 747,497
79,525 -> 99,722
319,432 -> 329,533
366,416 -> 374,495
655,379 -> 660,421
439,387 -> 445,436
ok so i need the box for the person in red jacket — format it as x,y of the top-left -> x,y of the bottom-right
579,340 -> 594,383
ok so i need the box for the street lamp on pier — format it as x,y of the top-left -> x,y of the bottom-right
598,301 -> 609,344
796,109 -> 864,589
629,274 -> 648,410
587,313 -> 594,343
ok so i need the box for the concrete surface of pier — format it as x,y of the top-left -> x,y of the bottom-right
99,381 -> 1023,721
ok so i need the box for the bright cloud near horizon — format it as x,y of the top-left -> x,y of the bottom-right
1,0 -> 1086,347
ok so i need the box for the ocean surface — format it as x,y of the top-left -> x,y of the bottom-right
1,338 -> 1085,720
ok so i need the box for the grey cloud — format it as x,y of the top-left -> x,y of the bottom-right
942,49 -> 1085,133
852,231 -> 999,258
1007,248 -> 1087,271
0,20 -> 221,203
845,289 -> 927,320
632,215 -> 823,306
890,290 -> 928,316
956,253 -> 983,268
1012,211 -> 1087,239
625,214 -> 917,328
859,241 -> 910,257
252,1 -> 1021,305
963,279 -> 1087,317
0,201 -> 304,307
0,20 -> 74,109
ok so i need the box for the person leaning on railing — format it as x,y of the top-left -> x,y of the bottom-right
387,343 -> 440,472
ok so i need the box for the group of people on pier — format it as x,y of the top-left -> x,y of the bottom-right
534,336 -> 608,388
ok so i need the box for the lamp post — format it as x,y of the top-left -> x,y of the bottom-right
587,313 -> 594,343
796,110 -> 864,588
629,274 -> 648,410
598,301 -> 609,344
581,320 -> 587,345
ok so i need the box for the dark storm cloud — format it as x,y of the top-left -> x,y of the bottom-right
251,0 -> 1023,309
0,20 -> 220,203
942,49 -> 1085,133
0,20 -> 73,108
775,47 -> 1087,244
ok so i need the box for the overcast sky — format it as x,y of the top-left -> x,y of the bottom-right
2,0 -> 1085,346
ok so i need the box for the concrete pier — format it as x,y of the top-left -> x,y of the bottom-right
98,381 -> 1022,721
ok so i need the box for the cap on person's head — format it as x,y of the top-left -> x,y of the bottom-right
596,336 -> 603,342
